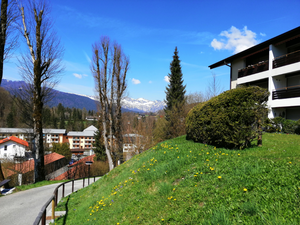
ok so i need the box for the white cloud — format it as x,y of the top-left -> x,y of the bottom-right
73,73 -> 82,79
164,76 -> 170,83
132,78 -> 141,84
260,32 -> 266,37
211,26 -> 258,54
73,73 -> 88,79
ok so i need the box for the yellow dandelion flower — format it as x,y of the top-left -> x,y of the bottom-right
243,188 -> 247,192
218,176 -> 222,179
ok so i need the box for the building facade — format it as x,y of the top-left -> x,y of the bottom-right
0,136 -> 29,160
209,26 -> 300,120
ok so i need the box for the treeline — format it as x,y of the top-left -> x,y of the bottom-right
0,87 -> 97,131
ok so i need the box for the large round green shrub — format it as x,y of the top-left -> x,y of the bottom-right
186,86 -> 269,149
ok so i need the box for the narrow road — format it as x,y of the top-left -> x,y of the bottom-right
0,177 -> 100,225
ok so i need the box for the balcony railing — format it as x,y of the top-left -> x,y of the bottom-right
272,85 -> 300,100
273,50 -> 300,69
238,61 -> 269,78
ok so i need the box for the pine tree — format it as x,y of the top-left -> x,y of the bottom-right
165,47 -> 186,113
93,128 -> 107,161
164,47 -> 186,138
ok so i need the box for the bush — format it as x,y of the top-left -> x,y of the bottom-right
186,86 -> 269,149
264,117 -> 300,134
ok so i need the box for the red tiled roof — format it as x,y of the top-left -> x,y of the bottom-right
4,152 -> 66,177
69,154 -> 95,167
0,136 -> 29,147
52,154 -> 95,181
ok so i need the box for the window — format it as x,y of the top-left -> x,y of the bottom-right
4,145 -> 7,151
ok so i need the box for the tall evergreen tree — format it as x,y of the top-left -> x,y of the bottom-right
164,47 -> 186,139
165,47 -> 186,113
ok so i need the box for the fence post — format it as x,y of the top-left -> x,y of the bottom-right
83,178 -> 85,187
55,189 -> 58,207
94,176 -> 95,182
51,199 -> 55,223
41,210 -> 46,225
72,180 -> 74,193
62,183 -> 65,198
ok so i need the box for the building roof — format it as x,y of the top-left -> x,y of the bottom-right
52,154 -> 96,180
68,125 -> 98,137
0,128 -> 66,134
209,26 -> 300,69
0,136 -> 29,147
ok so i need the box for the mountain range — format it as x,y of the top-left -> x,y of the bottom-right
1,79 -> 165,113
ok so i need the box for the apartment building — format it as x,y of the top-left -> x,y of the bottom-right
0,128 -> 66,147
65,125 -> 97,150
209,26 -> 300,120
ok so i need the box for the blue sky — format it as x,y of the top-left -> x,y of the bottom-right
3,0 -> 300,101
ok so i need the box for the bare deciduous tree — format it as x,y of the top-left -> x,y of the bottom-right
206,72 -> 223,99
18,0 -> 64,182
0,0 -> 18,85
92,36 -> 129,171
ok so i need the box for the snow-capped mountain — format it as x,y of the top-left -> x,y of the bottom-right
121,97 -> 165,113
2,79 -> 165,113
73,94 -> 165,113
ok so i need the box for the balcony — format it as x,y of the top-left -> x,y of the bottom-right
272,85 -> 300,100
238,61 -> 269,78
273,50 -> 300,69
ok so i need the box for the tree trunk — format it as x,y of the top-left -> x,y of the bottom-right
257,118 -> 262,147
0,0 -> 7,85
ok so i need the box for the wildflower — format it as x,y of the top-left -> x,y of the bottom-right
218,176 -> 221,179
207,152 -> 209,154
238,153 -> 240,156
289,162 -> 292,164
243,188 -> 247,192
162,219 -> 164,221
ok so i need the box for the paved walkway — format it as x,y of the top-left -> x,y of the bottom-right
0,177 -> 100,225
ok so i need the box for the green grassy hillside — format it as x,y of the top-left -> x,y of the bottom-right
55,133 -> 300,224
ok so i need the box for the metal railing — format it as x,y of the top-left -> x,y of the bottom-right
238,61 -> 269,78
273,50 -> 300,68
33,176 -> 99,225
272,85 -> 300,100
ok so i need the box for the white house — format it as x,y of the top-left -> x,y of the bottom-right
0,136 -> 29,160
209,26 -> 300,120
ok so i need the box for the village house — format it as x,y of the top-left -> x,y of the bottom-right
0,136 -> 28,160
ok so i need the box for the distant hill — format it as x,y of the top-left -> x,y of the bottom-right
2,79 -> 99,111
1,79 -> 165,113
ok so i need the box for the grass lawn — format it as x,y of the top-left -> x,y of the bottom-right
54,132 -> 300,224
